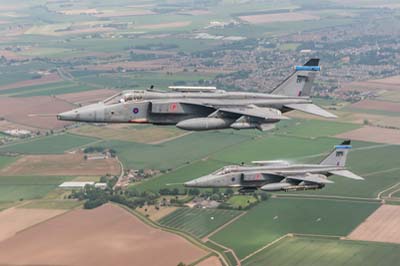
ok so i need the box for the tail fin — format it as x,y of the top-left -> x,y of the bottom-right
320,140 -> 352,167
271,58 -> 320,97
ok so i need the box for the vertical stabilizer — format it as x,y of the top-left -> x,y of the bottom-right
271,58 -> 320,97
320,140 -> 352,167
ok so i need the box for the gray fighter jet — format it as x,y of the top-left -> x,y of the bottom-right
58,59 -> 336,131
184,140 -> 363,193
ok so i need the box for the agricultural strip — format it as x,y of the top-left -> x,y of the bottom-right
242,236 -> 400,266
0,134 -> 99,154
70,124 -> 185,144
159,207 -> 241,238
0,176 -> 73,202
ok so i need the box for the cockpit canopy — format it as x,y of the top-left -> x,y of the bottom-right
212,165 -> 240,175
103,90 -> 145,105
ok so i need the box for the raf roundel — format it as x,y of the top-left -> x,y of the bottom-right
133,107 -> 139,114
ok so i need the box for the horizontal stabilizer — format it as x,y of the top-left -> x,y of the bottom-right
329,170 -> 364,180
287,174 -> 334,184
285,103 -> 337,118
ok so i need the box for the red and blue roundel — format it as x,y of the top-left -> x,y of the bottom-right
133,107 -> 139,114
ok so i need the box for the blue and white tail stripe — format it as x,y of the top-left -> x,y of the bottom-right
335,144 -> 352,149
295,65 -> 321,72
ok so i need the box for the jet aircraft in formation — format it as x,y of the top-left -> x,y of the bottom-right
58,59 -> 336,131
185,140 -> 363,193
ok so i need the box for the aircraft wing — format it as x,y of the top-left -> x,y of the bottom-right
217,105 -> 289,120
287,173 -> 334,184
285,103 -> 337,118
329,170 -> 364,180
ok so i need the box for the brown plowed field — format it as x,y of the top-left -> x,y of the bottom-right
348,205 -> 400,244
0,207 -> 65,242
0,204 -> 207,266
336,126 -> 400,145
0,73 -> 61,91
342,76 -> 400,92
197,256 -> 222,266
0,154 -> 120,176
350,100 -> 400,112
56,89 -> 118,105
0,96 -> 73,129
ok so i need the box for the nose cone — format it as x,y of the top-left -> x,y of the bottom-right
184,174 -> 215,188
57,109 -> 78,121
57,104 -> 104,122
184,179 -> 198,187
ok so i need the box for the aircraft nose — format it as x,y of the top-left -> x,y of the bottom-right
184,180 -> 198,187
57,110 -> 79,121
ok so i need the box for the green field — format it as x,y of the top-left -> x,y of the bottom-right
275,119 -> 361,138
210,198 -> 379,259
21,200 -> 81,209
0,134 -> 98,154
0,176 -> 72,202
0,156 -> 18,169
0,81 -> 93,97
75,71 -> 216,90
97,131 -> 251,170
242,236 -> 400,266
158,207 -> 241,238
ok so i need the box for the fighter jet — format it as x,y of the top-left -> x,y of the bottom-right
58,59 -> 336,131
184,140 -> 363,193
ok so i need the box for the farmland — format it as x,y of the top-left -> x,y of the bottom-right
336,126 -> 400,145
0,134 -> 98,154
97,131 -> 251,170
21,200 -> 82,210
348,205 -> 400,244
0,176 -> 72,202
275,119 -> 361,139
242,236 -> 400,266
70,124 -> 185,144
0,207 -> 66,242
210,198 -> 379,258
0,154 -> 121,176
0,204 -> 207,266
159,207 -> 241,238
0,156 -> 17,169
0,96 -> 74,130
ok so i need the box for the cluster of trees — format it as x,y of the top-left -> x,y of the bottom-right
70,182 -> 158,210
83,146 -> 116,157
